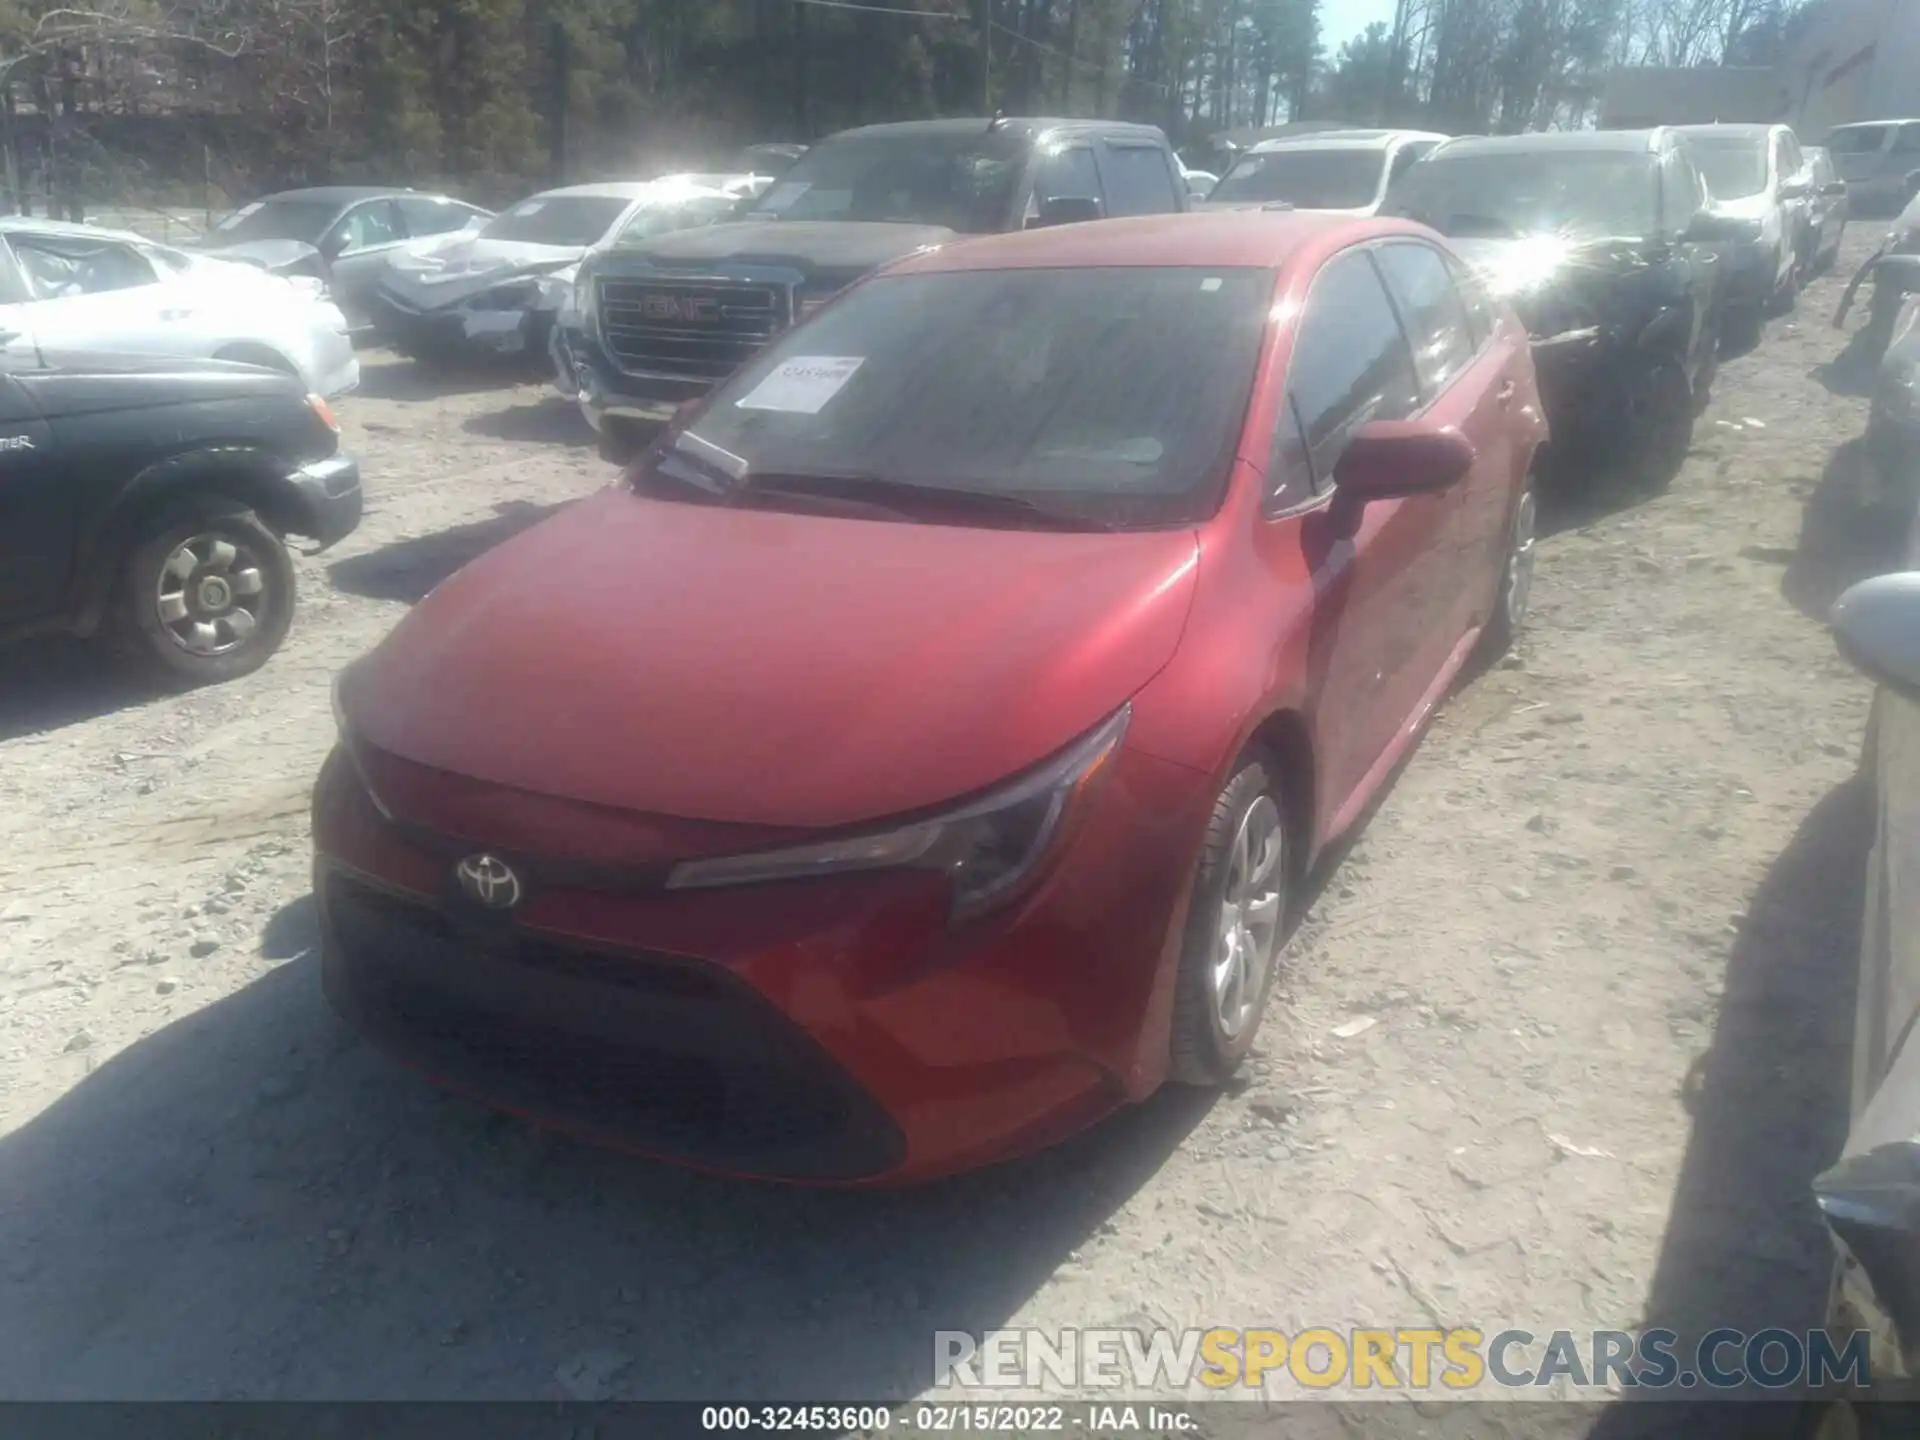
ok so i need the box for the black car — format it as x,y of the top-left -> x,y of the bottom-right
195,187 -> 492,332
0,350 -> 361,685
553,115 -> 1191,462
1381,128 -> 1726,474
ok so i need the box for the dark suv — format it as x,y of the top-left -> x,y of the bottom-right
552,115 -> 1190,460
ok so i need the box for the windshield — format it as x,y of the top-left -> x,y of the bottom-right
1826,125 -> 1890,155
1685,136 -> 1769,199
609,195 -> 742,247
649,266 -> 1272,529
481,195 -> 632,246
1208,148 -> 1385,208
1382,150 -> 1660,239
739,131 -> 1028,233
210,199 -> 341,246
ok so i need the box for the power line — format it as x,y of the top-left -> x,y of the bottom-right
789,0 -> 962,18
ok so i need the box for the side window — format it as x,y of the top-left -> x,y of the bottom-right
1660,154 -> 1697,230
1100,142 -> 1183,216
1387,142 -> 1433,188
1036,147 -> 1102,205
397,196 -> 477,237
14,238 -> 155,297
1443,253 -> 1499,349
329,200 -> 401,252
1264,393 -> 1316,511
1373,241 -> 1478,395
1283,248 -> 1421,490
1783,133 -> 1804,175
1896,123 -> 1920,155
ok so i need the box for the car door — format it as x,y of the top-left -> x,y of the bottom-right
321,198 -> 406,327
1096,139 -> 1187,215
1373,238 -> 1528,648
0,357 -> 65,632
1663,150 -> 1723,380
1268,245 -> 1439,830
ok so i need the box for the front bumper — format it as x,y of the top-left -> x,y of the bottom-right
1527,327 -> 1620,433
552,323 -> 710,431
284,453 -> 363,548
370,290 -> 551,360
311,740 -> 1208,1184
1722,240 -> 1780,309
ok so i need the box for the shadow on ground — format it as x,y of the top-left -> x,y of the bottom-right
1587,776 -> 1869,1439
463,401 -> 593,449
327,500 -> 569,604
1781,438 -> 1912,623
350,356 -> 530,404
0,916 -> 1213,1399
0,638 -> 163,743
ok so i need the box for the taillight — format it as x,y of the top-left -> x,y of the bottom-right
307,393 -> 340,432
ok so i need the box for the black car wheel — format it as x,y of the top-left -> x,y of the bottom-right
114,497 -> 296,686
1169,752 -> 1291,1086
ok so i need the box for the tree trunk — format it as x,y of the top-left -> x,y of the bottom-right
793,0 -> 810,137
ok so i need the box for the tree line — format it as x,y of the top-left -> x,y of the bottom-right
0,0 -> 1827,214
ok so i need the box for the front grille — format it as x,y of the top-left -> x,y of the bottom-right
319,873 -> 905,1181
597,276 -> 790,381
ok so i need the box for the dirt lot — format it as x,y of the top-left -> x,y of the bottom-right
0,233 -> 1897,1420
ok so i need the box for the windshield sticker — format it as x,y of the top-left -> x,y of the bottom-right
759,181 -> 811,210
1201,277 -> 1223,292
217,201 -> 263,230
734,356 -> 865,414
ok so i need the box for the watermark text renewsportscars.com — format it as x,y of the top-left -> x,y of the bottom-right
932,1327 -> 1872,1393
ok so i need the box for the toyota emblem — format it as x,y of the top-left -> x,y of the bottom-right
454,853 -> 522,910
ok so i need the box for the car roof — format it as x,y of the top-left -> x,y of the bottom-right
1673,122 -> 1780,139
523,182 -> 675,201
1247,128 -> 1448,152
1433,129 -> 1667,157
889,210 -> 1414,275
1829,119 -> 1920,129
0,216 -> 152,245
258,186 -> 417,204
823,115 -> 1168,145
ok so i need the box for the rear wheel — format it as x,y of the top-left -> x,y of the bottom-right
113,499 -> 295,686
1722,303 -> 1765,354
1169,755 -> 1291,1086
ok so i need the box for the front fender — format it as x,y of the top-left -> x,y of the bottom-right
71,446 -> 294,635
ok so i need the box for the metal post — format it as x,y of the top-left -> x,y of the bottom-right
550,19 -> 570,187
979,0 -> 991,112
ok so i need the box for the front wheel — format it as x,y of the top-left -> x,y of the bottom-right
1480,478 -> 1537,659
1169,755 -> 1292,1086
113,499 -> 296,687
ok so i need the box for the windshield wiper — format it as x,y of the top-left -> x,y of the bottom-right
744,471 -> 1111,531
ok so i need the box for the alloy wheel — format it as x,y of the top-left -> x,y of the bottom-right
154,532 -> 271,657
1211,794 -> 1285,1040
1503,489 -> 1537,633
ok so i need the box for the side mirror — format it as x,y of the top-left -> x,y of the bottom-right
318,231 -> 350,261
1187,178 -> 1215,201
1332,419 -> 1476,501
1833,572 -> 1920,698
1822,180 -> 1851,198
1034,195 -> 1105,228
1779,178 -> 1813,201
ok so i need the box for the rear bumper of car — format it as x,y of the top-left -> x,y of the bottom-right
371,291 -> 551,360
284,453 -> 363,548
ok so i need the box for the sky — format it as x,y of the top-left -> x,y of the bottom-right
1320,0 -> 1400,59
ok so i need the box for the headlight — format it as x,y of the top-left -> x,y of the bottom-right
666,705 -> 1131,921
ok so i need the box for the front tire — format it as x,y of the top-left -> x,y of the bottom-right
1169,755 -> 1291,1086
113,499 -> 296,687
1481,478 -> 1537,659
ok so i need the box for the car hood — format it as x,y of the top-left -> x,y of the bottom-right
1192,199 -> 1376,216
12,352 -> 304,417
340,487 -> 1200,830
599,219 -> 958,289
1448,233 -> 1664,336
1711,190 -> 1777,222
379,236 -> 583,309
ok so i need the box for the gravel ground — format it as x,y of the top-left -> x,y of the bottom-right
0,232 -> 1895,1422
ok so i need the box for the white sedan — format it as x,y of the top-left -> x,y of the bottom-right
0,218 -> 358,397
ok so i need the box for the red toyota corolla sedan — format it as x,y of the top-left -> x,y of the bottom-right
316,211 -> 1547,1185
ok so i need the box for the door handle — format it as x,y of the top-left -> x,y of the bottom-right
1496,379 -> 1517,407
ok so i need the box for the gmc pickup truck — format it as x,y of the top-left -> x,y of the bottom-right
550,114 -> 1191,462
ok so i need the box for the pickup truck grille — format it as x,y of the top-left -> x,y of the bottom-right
597,277 -> 791,382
